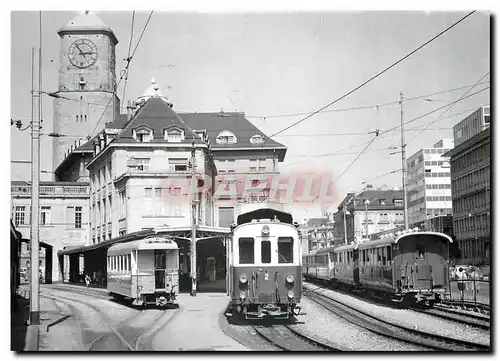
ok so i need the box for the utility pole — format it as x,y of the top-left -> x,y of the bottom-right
343,208 -> 348,245
30,47 -> 41,326
190,142 -> 197,297
364,200 -> 370,238
400,92 -> 409,230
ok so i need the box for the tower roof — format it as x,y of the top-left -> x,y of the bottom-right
58,11 -> 118,44
136,77 -> 173,107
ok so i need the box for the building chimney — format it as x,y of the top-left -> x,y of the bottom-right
127,101 -> 136,120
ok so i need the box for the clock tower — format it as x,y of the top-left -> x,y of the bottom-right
53,11 -> 120,171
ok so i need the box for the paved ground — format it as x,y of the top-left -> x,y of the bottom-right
151,293 -> 249,351
32,284 -> 248,351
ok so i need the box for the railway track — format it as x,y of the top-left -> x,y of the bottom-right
41,290 -> 171,351
252,324 -> 340,351
305,288 -> 490,352
410,306 -> 490,330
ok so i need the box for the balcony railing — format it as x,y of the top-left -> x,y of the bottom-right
11,184 -> 90,197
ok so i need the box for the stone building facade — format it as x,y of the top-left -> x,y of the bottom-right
444,127 -> 490,266
333,189 -> 404,245
11,181 -> 90,282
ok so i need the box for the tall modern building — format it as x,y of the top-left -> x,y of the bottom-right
406,138 -> 454,227
453,106 -> 490,148
444,112 -> 491,266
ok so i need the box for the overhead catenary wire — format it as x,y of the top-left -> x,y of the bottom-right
268,11 -> 476,138
246,80 -> 489,120
89,10 -> 154,139
121,11 -> 136,104
406,72 -> 490,144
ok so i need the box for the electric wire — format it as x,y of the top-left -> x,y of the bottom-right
89,10 -> 154,139
406,72 -> 490,144
268,11 -> 476,138
121,11 -> 136,106
246,80 -> 489,120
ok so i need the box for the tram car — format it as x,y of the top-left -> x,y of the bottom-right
302,230 -> 452,306
107,236 -> 179,308
227,208 -> 302,320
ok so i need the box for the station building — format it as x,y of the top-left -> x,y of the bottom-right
14,12 -> 287,291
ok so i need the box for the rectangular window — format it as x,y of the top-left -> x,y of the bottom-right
15,206 -> 26,226
239,238 -> 254,264
261,240 -> 271,263
278,237 -> 294,264
259,167 -> 266,172
40,206 -> 51,225
75,206 -> 82,229
128,254 -> 132,271
387,246 -> 392,263
416,244 -> 425,259
249,166 -> 257,173
145,187 -> 152,199
155,250 -> 167,269
155,187 -> 162,199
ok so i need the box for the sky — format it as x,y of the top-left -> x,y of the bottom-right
8,8 -> 491,223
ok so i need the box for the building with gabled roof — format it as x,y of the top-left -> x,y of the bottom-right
333,188 -> 405,245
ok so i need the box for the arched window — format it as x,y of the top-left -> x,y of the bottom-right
164,127 -> 184,142
250,134 -> 264,144
133,127 -> 153,143
216,130 -> 237,144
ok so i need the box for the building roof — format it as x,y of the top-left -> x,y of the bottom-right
178,112 -> 286,149
349,189 -> 404,211
305,217 -> 329,228
115,97 -> 202,145
443,127 -> 490,159
58,11 -> 118,44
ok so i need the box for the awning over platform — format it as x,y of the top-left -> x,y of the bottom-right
57,229 -> 155,256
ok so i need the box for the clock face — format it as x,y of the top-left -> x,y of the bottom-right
68,39 -> 98,69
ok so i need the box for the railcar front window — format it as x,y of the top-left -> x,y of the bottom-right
239,238 -> 255,264
261,240 -> 271,263
278,237 -> 294,263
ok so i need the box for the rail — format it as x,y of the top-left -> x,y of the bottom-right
304,286 -> 490,351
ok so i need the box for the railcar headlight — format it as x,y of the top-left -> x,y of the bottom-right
287,290 -> 294,299
239,275 -> 248,284
285,274 -> 295,284
240,292 -> 246,299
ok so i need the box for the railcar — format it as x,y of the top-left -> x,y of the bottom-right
303,230 -> 452,306
356,231 -> 451,305
107,236 -> 179,308
302,250 -> 332,283
228,208 -> 302,320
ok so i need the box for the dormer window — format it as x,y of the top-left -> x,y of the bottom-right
216,130 -> 237,144
379,199 -> 386,206
133,127 -> 153,143
394,199 -> 403,207
250,134 -> 265,144
164,127 -> 185,142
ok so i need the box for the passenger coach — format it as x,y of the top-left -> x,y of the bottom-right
107,236 -> 179,308
227,208 -> 302,320
303,230 -> 452,306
